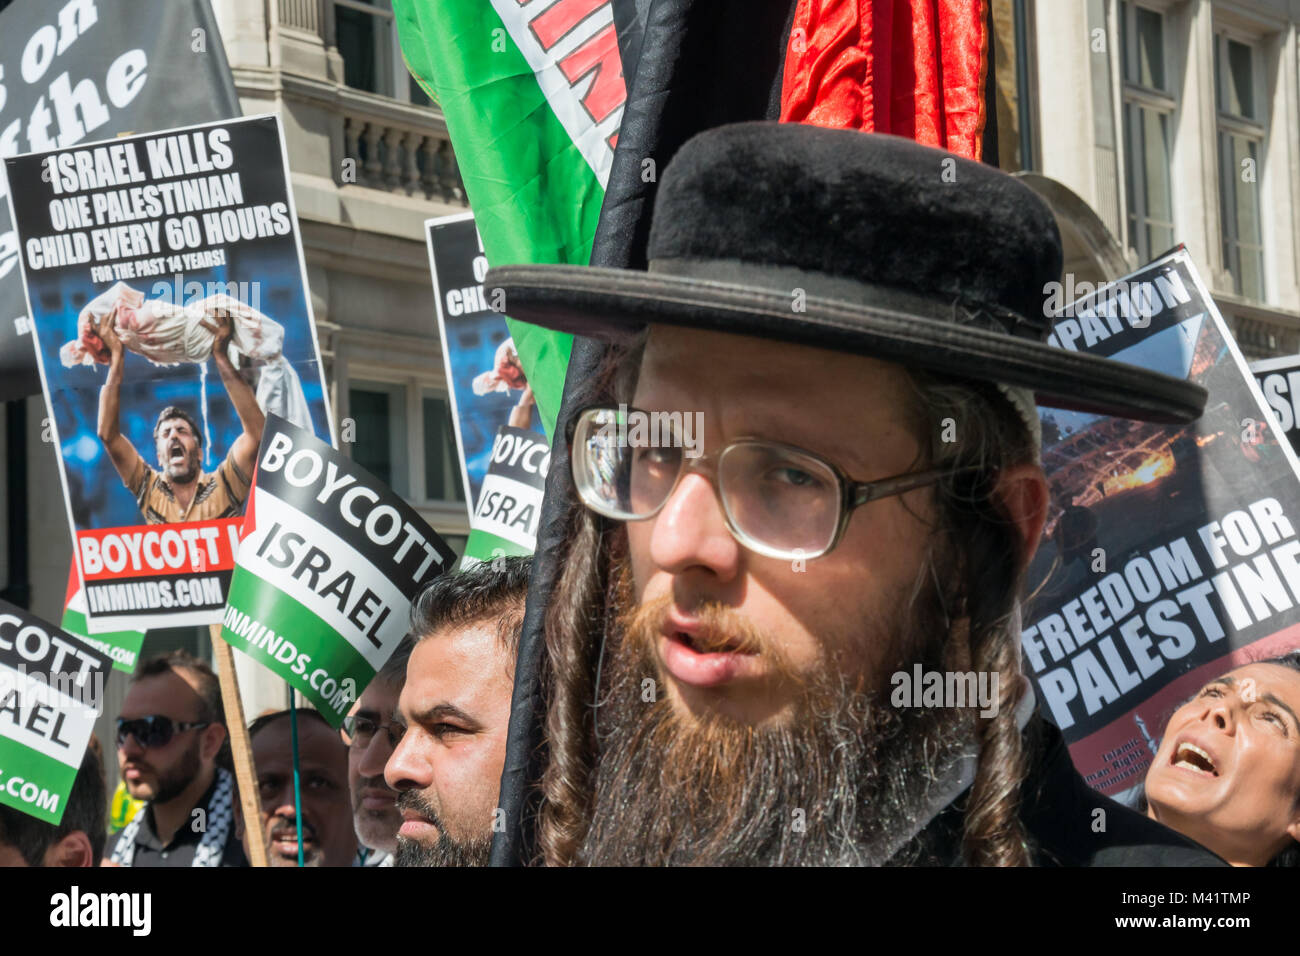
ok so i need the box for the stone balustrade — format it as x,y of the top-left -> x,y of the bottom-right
339,90 -> 467,204
1230,312 -> 1300,361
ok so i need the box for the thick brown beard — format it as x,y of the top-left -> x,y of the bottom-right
578,555 -> 978,866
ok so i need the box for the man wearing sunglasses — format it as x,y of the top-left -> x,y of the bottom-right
487,123 -> 1223,866
106,651 -> 245,867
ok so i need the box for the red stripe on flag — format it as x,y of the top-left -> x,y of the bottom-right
938,0 -> 988,160
530,0 -> 608,52
559,22 -> 624,124
779,0 -> 987,161
240,463 -> 259,543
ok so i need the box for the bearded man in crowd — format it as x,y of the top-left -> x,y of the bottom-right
108,651 -> 244,867
385,557 -> 530,867
488,122 -> 1224,866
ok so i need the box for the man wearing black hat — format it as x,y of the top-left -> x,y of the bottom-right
488,122 -> 1224,866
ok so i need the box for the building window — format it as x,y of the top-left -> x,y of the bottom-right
422,392 -> 461,503
348,379 -> 465,510
334,0 -> 432,105
349,381 -> 409,496
1120,2 -> 1176,264
1215,33 -> 1265,300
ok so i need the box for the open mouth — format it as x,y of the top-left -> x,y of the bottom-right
270,826 -> 317,853
1172,741 -> 1218,776
661,626 -> 762,689
672,630 -> 749,655
168,441 -> 186,466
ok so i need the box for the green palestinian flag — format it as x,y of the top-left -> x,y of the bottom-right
394,0 -> 626,439
61,565 -> 144,674
221,417 -> 457,726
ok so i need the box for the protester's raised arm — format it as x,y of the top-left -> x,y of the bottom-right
203,310 -> 264,478
95,312 -> 141,485
508,384 -> 535,429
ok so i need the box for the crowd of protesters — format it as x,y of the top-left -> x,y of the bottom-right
4,121 -> 1300,869
2,553 -> 1297,867
0,556 -> 530,869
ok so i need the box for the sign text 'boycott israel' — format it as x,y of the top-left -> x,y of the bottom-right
221,416 -> 457,725
0,599 -> 111,825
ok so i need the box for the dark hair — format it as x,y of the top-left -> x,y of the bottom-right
538,335 -> 1039,866
153,406 -> 203,448
134,650 -> 229,770
409,556 -> 532,673
247,707 -> 333,741
377,635 -> 415,687
1259,649 -> 1300,676
135,650 -> 223,726
904,369 -> 1040,866
0,736 -> 107,866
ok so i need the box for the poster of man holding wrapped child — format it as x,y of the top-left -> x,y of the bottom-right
4,115 -> 332,633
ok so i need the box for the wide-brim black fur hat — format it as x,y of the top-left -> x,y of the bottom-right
488,122 -> 1206,423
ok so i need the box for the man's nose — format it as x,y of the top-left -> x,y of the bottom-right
268,788 -> 297,818
648,472 -> 741,581
384,732 -> 429,793
119,736 -> 144,761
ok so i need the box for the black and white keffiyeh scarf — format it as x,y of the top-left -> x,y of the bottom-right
109,767 -> 234,867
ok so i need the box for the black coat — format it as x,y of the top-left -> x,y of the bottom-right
904,715 -> 1227,867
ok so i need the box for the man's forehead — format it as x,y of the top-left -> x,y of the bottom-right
636,325 -> 921,470
254,718 -> 347,766
121,671 -> 201,716
357,678 -> 401,714
400,625 -> 511,717
1226,663 -> 1300,697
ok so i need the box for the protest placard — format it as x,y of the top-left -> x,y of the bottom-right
60,563 -> 143,673
0,598 -> 111,824
1249,354 -> 1300,455
468,425 -> 549,562
221,415 -> 457,727
0,0 -> 240,402
1026,248 -> 1300,800
426,213 -> 551,563
426,213 -> 548,504
4,114 -> 332,633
